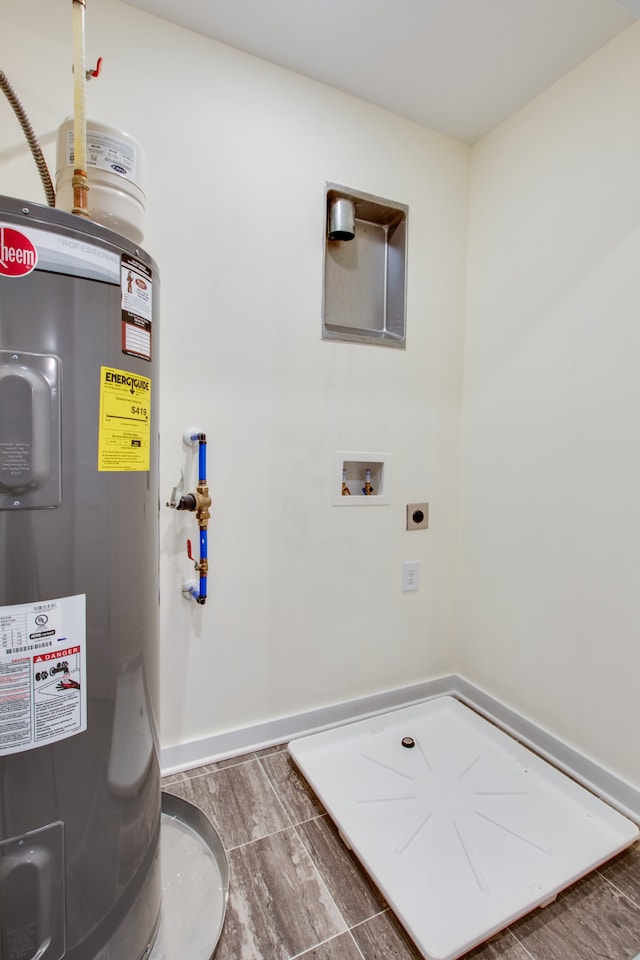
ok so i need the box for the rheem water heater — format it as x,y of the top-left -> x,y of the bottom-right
0,195 -> 161,960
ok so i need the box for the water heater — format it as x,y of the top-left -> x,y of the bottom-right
0,195 -> 160,960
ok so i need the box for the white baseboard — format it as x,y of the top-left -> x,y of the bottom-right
160,675 -> 457,773
161,673 -> 640,823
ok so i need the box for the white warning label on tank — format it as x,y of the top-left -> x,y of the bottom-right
65,128 -> 138,182
0,594 -> 86,756
121,254 -> 152,361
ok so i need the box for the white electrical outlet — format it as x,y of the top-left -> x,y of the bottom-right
402,561 -> 420,592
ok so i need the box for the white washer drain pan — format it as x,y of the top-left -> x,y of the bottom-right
289,696 -> 638,960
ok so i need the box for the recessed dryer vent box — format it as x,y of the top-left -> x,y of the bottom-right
323,183 -> 408,348
333,451 -> 391,505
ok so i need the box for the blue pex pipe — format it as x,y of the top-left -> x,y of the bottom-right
198,435 -> 207,484
197,435 -> 207,604
199,527 -> 207,603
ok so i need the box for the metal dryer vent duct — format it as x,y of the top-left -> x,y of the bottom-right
328,197 -> 355,241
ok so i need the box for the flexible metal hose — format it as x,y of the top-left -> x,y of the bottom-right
0,69 -> 56,207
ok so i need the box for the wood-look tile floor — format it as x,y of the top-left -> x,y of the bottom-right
162,745 -> 640,960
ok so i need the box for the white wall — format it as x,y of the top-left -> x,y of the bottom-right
1,2 -> 469,752
7,1 -> 636,791
460,24 -> 640,790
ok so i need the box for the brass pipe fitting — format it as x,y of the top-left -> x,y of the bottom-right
71,169 -> 90,216
195,483 -> 211,529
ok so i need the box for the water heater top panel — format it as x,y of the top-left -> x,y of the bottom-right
0,194 -> 157,278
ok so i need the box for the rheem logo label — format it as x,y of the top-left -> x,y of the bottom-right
0,226 -> 38,278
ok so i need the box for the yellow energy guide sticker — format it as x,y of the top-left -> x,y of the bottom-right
98,366 -> 151,471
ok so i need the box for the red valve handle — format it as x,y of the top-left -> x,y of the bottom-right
87,57 -> 103,79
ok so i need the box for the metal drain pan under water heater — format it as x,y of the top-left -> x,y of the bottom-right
0,195 -> 161,960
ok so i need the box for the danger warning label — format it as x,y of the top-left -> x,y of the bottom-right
0,595 -> 86,756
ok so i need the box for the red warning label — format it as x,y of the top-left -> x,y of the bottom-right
34,646 -> 81,663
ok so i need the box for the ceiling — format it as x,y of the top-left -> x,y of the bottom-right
123,0 -> 639,144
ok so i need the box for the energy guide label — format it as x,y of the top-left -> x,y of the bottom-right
0,594 -> 87,756
98,366 -> 151,471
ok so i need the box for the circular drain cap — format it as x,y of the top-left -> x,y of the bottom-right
401,736 -> 415,748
